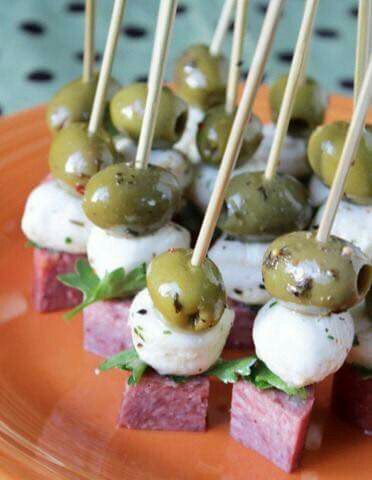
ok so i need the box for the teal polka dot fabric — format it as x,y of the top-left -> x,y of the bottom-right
0,0 -> 359,116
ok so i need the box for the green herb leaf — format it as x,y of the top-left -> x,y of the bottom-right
99,348 -> 148,385
352,364 -> 372,380
58,259 -> 146,319
25,239 -> 42,249
206,356 -> 257,383
250,361 -> 307,399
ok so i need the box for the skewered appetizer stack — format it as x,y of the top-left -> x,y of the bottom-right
230,10 -> 372,471
21,0 -> 121,312
210,0 -> 317,350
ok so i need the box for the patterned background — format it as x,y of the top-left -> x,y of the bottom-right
0,0 -> 360,116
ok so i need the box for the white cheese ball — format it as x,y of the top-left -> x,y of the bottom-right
130,288 -> 234,376
209,236 -> 270,305
308,175 -> 329,207
253,300 -> 354,387
249,123 -> 310,179
21,179 -> 91,253
312,200 -> 372,259
174,106 -> 204,164
188,163 -> 217,211
113,133 -> 137,163
149,149 -> 193,191
347,302 -> 372,369
87,222 -> 190,278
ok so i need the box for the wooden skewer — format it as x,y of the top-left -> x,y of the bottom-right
354,0 -> 372,104
210,0 -> 237,56
134,0 -> 178,170
225,0 -> 249,114
317,57 -> 372,243
88,0 -> 126,136
83,0 -> 95,83
191,0 -> 284,267
264,0 -> 318,181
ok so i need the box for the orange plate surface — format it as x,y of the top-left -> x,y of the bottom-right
0,88 -> 371,480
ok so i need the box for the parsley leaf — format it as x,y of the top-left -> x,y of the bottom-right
99,348 -> 148,385
25,239 -> 42,249
352,364 -> 372,380
58,259 -> 146,319
250,361 -> 307,399
167,375 -> 188,384
206,356 -> 257,383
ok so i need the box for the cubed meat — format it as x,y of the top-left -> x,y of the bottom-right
230,380 -> 314,473
332,363 -> 372,434
83,299 -> 133,357
33,248 -> 85,312
119,372 -> 210,432
226,300 -> 257,351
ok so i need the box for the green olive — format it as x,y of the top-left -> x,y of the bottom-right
269,75 -> 327,138
218,171 -> 312,239
49,122 -> 116,193
83,163 -> 181,234
147,248 -> 226,332
173,44 -> 227,109
365,288 -> 372,316
196,105 -> 263,166
308,121 -> 372,204
262,231 -> 372,312
46,74 -> 120,134
110,83 -> 188,148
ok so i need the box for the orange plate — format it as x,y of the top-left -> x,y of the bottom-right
0,88 -> 371,480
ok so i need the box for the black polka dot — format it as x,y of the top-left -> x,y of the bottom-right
315,27 -> 339,39
74,50 -> 102,63
27,69 -> 54,82
135,75 -> 148,83
256,2 -> 268,14
339,78 -> 354,90
66,1 -> 85,13
176,4 -> 188,15
228,20 -> 234,32
277,50 -> 293,63
19,20 -> 46,35
349,5 -> 358,17
123,25 -> 147,38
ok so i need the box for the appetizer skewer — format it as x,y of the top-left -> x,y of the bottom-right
67,0 -> 193,358
209,0 -> 317,349
250,54 -> 372,472
22,0 -> 126,312
98,0 -> 285,434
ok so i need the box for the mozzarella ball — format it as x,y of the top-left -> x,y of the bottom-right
312,200 -> 372,258
253,300 -> 354,387
21,178 -> 91,253
87,222 -> 190,278
249,123 -> 310,179
149,149 -> 194,191
308,175 -> 329,207
130,288 -> 234,376
188,163 -> 217,211
347,302 -> 372,369
174,106 -> 204,164
113,133 -> 137,163
209,236 -> 270,305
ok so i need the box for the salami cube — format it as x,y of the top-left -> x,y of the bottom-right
83,299 -> 133,357
226,300 -> 257,351
230,381 -> 314,473
33,248 -> 85,312
119,372 -> 210,431
332,363 -> 372,434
